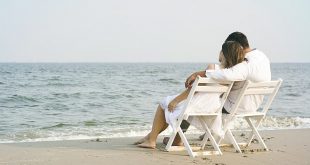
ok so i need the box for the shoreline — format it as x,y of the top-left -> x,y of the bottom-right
0,127 -> 308,144
0,129 -> 309,165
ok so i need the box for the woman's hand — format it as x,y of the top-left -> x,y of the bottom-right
168,99 -> 179,112
185,73 -> 196,88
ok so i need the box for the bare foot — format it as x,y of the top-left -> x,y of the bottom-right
137,140 -> 156,149
162,137 -> 183,146
134,134 -> 149,145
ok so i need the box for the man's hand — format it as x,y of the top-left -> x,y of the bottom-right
168,99 -> 179,112
185,73 -> 196,88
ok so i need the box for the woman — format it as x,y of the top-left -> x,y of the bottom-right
135,41 -> 246,149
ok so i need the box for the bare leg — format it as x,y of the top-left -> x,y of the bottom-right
138,105 -> 168,149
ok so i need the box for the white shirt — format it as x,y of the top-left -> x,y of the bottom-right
206,49 -> 271,113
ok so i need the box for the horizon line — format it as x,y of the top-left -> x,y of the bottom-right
0,62 -> 309,64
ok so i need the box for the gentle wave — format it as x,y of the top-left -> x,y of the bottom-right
3,94 -> 40,103
285,93 -> 302,97
41,123 -> 74,129
159,78 -> 180,84
231,116 -> 310,130
52,92 -> 81,99
0,116 -> 309,144
83,120 -> 100,126
47,82 -> 79,87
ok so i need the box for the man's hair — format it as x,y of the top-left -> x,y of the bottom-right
225,32 -> 249,48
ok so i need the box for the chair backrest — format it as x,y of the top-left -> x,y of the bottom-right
229,79 -> 283,116
178,76 -> 234,122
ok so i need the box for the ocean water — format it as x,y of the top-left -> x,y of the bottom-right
0,63 -> 309,143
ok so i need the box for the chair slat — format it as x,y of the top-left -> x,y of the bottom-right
186,113 -> 218,116
244,88 -> 275,95
198,78 -> 232,84
247,81 -> 280,88
195,86 -> 229,93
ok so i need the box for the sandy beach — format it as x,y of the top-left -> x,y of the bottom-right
0,129 -> 309,165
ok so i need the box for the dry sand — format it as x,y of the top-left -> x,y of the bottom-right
0,129 -> 309,165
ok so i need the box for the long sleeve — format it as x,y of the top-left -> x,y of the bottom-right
205,62 -> 248,81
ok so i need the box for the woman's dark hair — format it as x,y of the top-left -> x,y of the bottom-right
225,32 -> 249,48
221,41 -> 246,68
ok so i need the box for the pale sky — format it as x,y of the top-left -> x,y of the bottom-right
1,0 -> 309,63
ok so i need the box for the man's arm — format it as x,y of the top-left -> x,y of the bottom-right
185,64 -> 217,88
206,62 -> 248,81
185,71 -> 205,88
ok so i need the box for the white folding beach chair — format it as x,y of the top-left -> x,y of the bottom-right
165,76 -> 234,158
221,79 -> 283,153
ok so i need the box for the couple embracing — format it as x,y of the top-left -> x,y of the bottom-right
135,32 -> 271,149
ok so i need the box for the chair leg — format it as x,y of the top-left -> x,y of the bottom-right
200,118 -> 212,149
165,130 -> 178,151
199,117 -> 222,155
206,129 -> 222,155
200,131 -> 210,149
246,132 -> 255,147
178,130 -> 196,157
245,117 -> 268,151
245,117 -> 264,147
226,129 -> 242,153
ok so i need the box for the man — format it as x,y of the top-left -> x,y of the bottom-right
164,31 -> 271,145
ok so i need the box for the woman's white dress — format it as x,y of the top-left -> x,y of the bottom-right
160,90 -> 224,137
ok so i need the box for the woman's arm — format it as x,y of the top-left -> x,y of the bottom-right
168,88 -> 191,112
